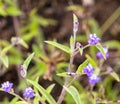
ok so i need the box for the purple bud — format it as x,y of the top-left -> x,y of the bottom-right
73,21 -> 79,32
76,42 -> 82,48
19,65 -> 27,78
96,48 -> 109,59
88,74 -> 100,85
1,81 -> 13,92
88,34 -> 100,45
83,64 -> 94,76
23,87 -> 35,99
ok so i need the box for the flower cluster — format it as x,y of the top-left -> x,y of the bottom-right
1,81 -> 13,92
1,81 -> 34,99
23,87 -> 35,99
83,64 -> 94,76
88,34 -> 100,45
83,64 -> 100,85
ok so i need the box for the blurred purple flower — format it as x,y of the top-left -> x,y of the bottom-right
88,74 -> 100,85
23,87 -> 34,99
88,34 -> 100,45
83,64 -> 94,76
96,48 -> 109,59
1,81 -> 13,92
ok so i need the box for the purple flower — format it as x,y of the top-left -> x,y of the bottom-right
88,34 -> 100,45
96,48 -> 109,59
1,81 -> 13,92
23,87 -> 34,99
83,64 -> 94,76
88,74 -> 100,85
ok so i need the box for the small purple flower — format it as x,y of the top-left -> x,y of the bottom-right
1,81 -> 13,92
96,48 -> 109,59
23,87 -> 34,99
83,64 -> 94,76
88,74 -> 100,85
88,34 -> 100,45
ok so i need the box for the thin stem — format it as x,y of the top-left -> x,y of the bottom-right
57,16 -> 78,104
0,89 -> 26,102
72,44 -> 90,57
10,91 -> 26,102
57,55 -> 74,104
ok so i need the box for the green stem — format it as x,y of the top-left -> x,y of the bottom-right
0,89 -> 26,102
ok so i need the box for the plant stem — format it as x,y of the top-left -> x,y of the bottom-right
57,55 -> 74,104
57,22 -> 77,104
10,91 -> 26,102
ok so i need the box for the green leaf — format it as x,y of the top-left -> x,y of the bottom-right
46,84 -> 55,93
42,84 -> 55,102
1,45 -> 13,55
23,53 -> 34,69
63,86 -> 82,104
57,72 -> 68,77
27,79 -> 56,104
45,41 -> 71,54
0,8 -> 7,16
96,43 -> 106,60
77,59 -> 89,73
86,55 -> 98,69
110,71 -> 120,82
73,14 -> 78,23
15,101 -> 27,104
0,55 -> 9,68
104,40 -> 120,50
79,48 -> 83,55
10,97 -> 18,104
19,39 -> 28,49
6,7 -> 22,16
70,36 -> 74,50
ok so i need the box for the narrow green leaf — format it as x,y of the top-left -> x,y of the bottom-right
34,96 -> 40,104
15,101 -> 27,104
23,53 -> 34,69
96,43 -> 106,60
104,40 -> 120,50
1,45 -> 13,55
70,36 -> 74,50
86,55 -> 98,69
42,84 -> 55,102
46,84 -> 55,93
34,77 -> 41,104
0,8 -> 7,16
0,55 -> 9,68
27,79 -> 56,104
45,41 -> 71,54
77,59 -> 89,73
6,7 -> 22,16
19,39 -> 28,48
64,86 -> 82,104
110,72 -> 120,82
73,14 -> 78,23
79,48 -> 83,55
57,72 -> 68,77
10,97 -> 18,104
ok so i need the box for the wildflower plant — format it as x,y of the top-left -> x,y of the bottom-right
0,12 -> 120,104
